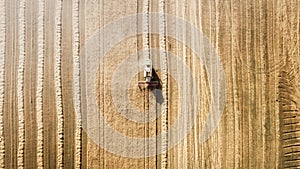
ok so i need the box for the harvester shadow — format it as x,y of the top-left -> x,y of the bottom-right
151,68 -> 164,104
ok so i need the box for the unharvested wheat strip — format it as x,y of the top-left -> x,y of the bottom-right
72,0 -> 82,168
0,0 -> 6,168
54,0 -> 64,168
36,0 -> 45,168
17,0 -> 26,168
159,0 -> 168,168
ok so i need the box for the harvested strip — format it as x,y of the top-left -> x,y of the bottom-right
36,0 -> 45,168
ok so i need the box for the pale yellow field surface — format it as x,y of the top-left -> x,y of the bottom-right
0,0 -> 299,168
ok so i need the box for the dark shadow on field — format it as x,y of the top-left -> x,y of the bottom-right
151,68 -> 164,104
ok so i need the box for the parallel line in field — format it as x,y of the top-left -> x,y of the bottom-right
284,150 -> 300,156
0,0 -> 6,168
142,0 -> 150,61
72,0 -> 82,168
193,0 -> 203,168
298,0 -> 300,69
142,0 -> 150,167
6,0 -> 17,167
17,0 -> 26,168
229,0 -> 241,167
254,0 -> 261,166
36,0 -> 45,168
213,0 -> 222,164
198,1 -> 207,168
78,1 -> 87,168
279,55 -> 300,168
282,130 -> 300,135
159,0 -> 168,168
283,143 -> 300,149
181,1 -> 188,168
191,0 -> 198,166
273,1 -> 281,166
54,0 -> 64,168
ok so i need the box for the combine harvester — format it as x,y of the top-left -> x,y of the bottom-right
138,59 -> 159,89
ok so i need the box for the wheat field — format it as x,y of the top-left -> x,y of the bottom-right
0,0 -> 299,168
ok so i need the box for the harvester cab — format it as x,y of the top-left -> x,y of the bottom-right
138,60 -> 159,89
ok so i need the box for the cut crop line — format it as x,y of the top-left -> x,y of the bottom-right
17,0 -> 26,168
159,0 -> 168,168
142,0 -> 150,61
283,144 -> 300,149
142,0 -> 150,166
72,0 -> 81,168
55,0 -> 64,168
0,0 -> 5,168
36,0 -> 45,168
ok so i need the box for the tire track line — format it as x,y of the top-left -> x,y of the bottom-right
36,0 -> 45,168
0,0 -> 6,168
17,0 -> 26,168
72,0 -> 81,168
159,0 -> 168,168
54,0 -> 64,168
